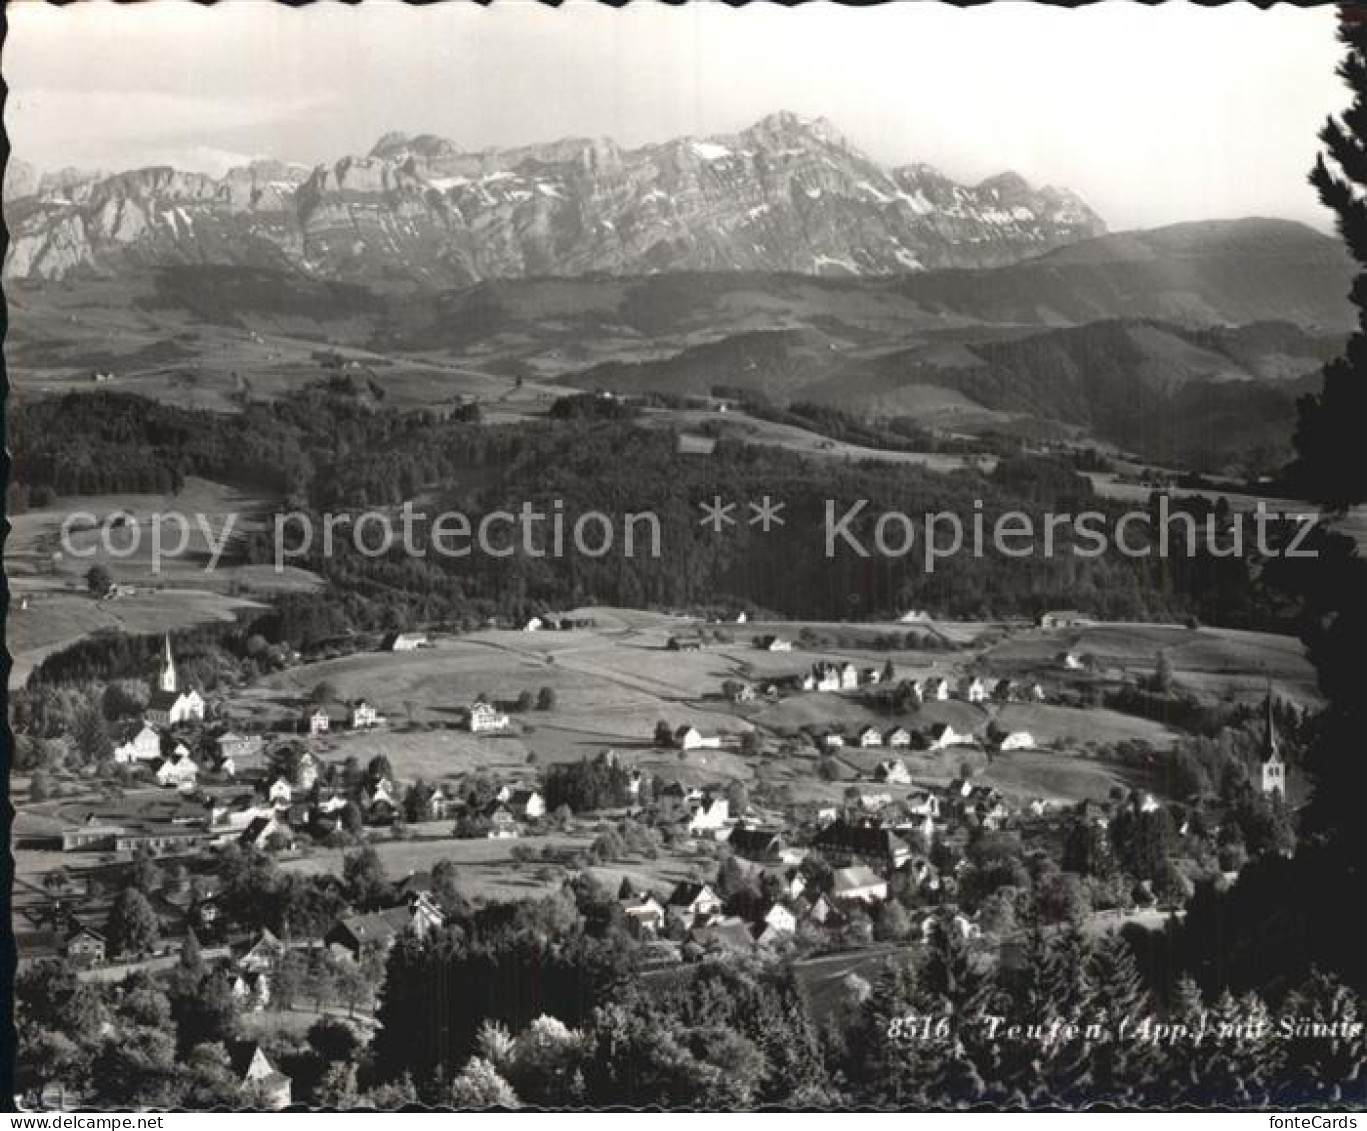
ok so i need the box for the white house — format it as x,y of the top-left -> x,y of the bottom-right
1058,651 -> 1084,671
507,787 -> 545,821
267,777 -> 293,806
675,725 -> 720,751
820,731 -> 845,750
154,752 -> 199,790
688,795 -> 730,835
757,635 -> 793,653
838,663 -> 859,690
307,708 -> 330,735
382,631 -> 428,652
350,700 -> 380,729
761,902 -> 797,936
113,723 -> 162,765
927,723 -> 972,750
667,881 -> 723,927
873,758 -> 911,784
469,699 -> 510,734
924,677 -> 950,702
906,790 -> 942,819
885,726 -> 913,748
997,731 -> 1036,752
960,677 -> 988,703
857,725 -> 884,748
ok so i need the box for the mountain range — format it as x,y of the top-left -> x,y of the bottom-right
3,112 -> 1106,283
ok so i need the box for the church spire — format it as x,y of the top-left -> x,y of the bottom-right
1262,682 -> 1280,762
158,634 -> 177,694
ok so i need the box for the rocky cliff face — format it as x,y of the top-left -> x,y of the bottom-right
5,112 -> 1105,282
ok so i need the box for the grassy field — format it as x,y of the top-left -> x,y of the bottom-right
218,611 -> 1307,805
8,587 -> 270,689
277,826 -> 709,903
7,476 -> 321,688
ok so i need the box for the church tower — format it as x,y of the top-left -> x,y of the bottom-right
158,634 -> 178,694
1259,687 -> 1285,798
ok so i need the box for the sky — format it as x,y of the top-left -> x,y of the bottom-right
3,0 -> 1349,232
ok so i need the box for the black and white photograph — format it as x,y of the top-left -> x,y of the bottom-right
3,0 -> 1365,1114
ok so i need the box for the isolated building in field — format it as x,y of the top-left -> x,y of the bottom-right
1038,610 -> 1091,629
885,726 -> 913,748
857,725 -> 884,748
349,700 -> 380,729
468,699 -> 510,733
381,631 -> 428,652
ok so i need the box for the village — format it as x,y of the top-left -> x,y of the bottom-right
9,596 -> 1309,1106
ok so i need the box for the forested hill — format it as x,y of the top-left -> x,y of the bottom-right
10,388 -> 1300,636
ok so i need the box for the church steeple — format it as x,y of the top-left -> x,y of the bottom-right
1262,684 -> 1279,760
1260,682 -> 1285,798
158,635 -> 178,694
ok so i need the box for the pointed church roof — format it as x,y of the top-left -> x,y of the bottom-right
1261,686 -> 1281,763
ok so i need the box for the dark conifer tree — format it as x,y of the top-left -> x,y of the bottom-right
1297,9 -> 1367,508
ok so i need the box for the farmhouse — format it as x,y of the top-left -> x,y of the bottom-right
380,631 -> 428,652
325,896 -> 444,961
905,790 -> 942,819
239,813 -> 293,850
506,787 -> 545,821
482,802 -> 520,838
686,918 -> 755,958
469,699 -> 511,733
216,732 -> 262,765
667,881 -> 723,928
675,725 -> 720,751
997,731 -> 1036,751
885,726 -> 913,748
756,635 -> 793,652
925,723 -> 973,751
112,722 -> 162,764
1039,610 -> 1091,629
226,1042 -> 292,1110
959,676 -> 988,703
820,730 -> 845,750
237,928 -> 287,974
620,892 -> 666,939
857,725 -> 884,748
924,677 -> 950,702
306,708 -> 331,735
873,758 -> 911,785
61,925 -> 106,968
349,700 -> 381,729
154,750 -> 200,790
807,663 -> 843,692
687,795 -> 730,836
